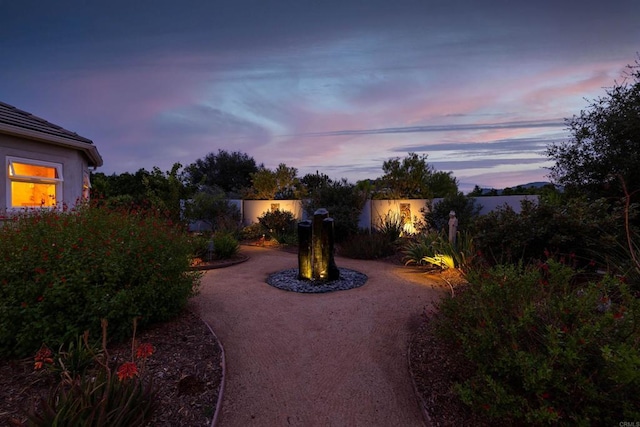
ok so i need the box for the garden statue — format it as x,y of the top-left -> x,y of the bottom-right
448,210 -> 458,245
298,208 -> 340,281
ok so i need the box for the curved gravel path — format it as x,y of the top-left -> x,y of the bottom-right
190,245 -> 444,427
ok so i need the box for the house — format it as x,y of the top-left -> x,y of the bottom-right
0,102 -> 102,213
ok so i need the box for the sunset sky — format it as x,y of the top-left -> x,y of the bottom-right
1,0 -> 638,192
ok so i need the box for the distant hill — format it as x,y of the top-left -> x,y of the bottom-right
471,181 -> 559,196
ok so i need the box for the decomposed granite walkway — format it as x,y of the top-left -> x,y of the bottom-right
190,245 -> 446,427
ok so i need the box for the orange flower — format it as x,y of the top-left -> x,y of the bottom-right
34,345 -> 53,370
117,362 -> 139,380
136,342 -> 154,359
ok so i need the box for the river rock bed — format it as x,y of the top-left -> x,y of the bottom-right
266,268 -> 368,293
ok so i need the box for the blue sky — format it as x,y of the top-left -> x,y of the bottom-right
1,0 -> 638,192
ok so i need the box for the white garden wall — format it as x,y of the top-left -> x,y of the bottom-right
236,195 -> 538,230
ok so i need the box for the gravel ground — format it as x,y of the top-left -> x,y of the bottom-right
191,245 -> 446,426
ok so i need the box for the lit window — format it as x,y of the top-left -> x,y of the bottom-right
7,157 -> 63,208
82,172 -> 91,200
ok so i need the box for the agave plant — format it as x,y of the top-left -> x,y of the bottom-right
422,254 -> 455,269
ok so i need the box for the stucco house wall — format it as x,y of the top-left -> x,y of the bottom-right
0,102 -> 102,213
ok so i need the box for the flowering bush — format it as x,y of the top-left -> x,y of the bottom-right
29,320 -> 158,426
0,203 -> 201,358
433,259 -> 640,424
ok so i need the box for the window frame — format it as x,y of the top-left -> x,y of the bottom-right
6,156 -> 64,209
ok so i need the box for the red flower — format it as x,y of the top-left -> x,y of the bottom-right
117,362 -> 139,381
136,342 -> 154,359
34,345 -> 54,370
614,307 -> 626,319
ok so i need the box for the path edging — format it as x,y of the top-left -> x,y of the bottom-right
407,330 -> 434,427
201,318 -> 226,427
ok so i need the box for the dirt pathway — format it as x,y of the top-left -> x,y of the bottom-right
190,245 -> 445,427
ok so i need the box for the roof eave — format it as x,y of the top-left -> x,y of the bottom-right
0,122 -> 103,168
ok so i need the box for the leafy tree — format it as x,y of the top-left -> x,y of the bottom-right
303,178 -> 367,240
183,188 -> 240,234
91,170 -> 148,201
142,164 -> 190,223
91,163 -> 190,222
184,150 -> 260,196
429,170 -> 460,198
467,185 -> 486,197
247,163 -> 304,199
301,171 -> 333,194
547,59 -> 640,200
378,152 -> 458,199
247,167 -> 278,199
426,192 -> 482,232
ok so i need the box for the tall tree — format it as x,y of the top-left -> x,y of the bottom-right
303,178 -> 367,240
247,163 -> 304,199
379,152 -> 458,198
90,164 -> 189,222
301,171 -> 333,195
547,59 -> 640,200
185,150 -> 260,196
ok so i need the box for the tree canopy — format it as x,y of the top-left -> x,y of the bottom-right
247,163 -> 305,199
378,152 -> 458,199
184,150 -> 260,196
547,59 -> 640,199
91,163 -> 189,222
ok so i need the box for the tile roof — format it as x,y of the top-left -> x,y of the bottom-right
0,101 -> 93,144
0,101 -> 102,167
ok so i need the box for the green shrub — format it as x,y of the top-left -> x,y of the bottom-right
190,233 -> 214,261
240,222 -> 265,241
338,230 -> 396,259
211,232 -> 240,259
0,204 -> 201,358
434,259 -> 640,425
257,209 -> 297,244
472,196 -> 623,266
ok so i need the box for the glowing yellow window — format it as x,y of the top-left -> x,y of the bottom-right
7,158 -> 63,208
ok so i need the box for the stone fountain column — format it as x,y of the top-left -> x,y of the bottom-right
298,208 -> 340,281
